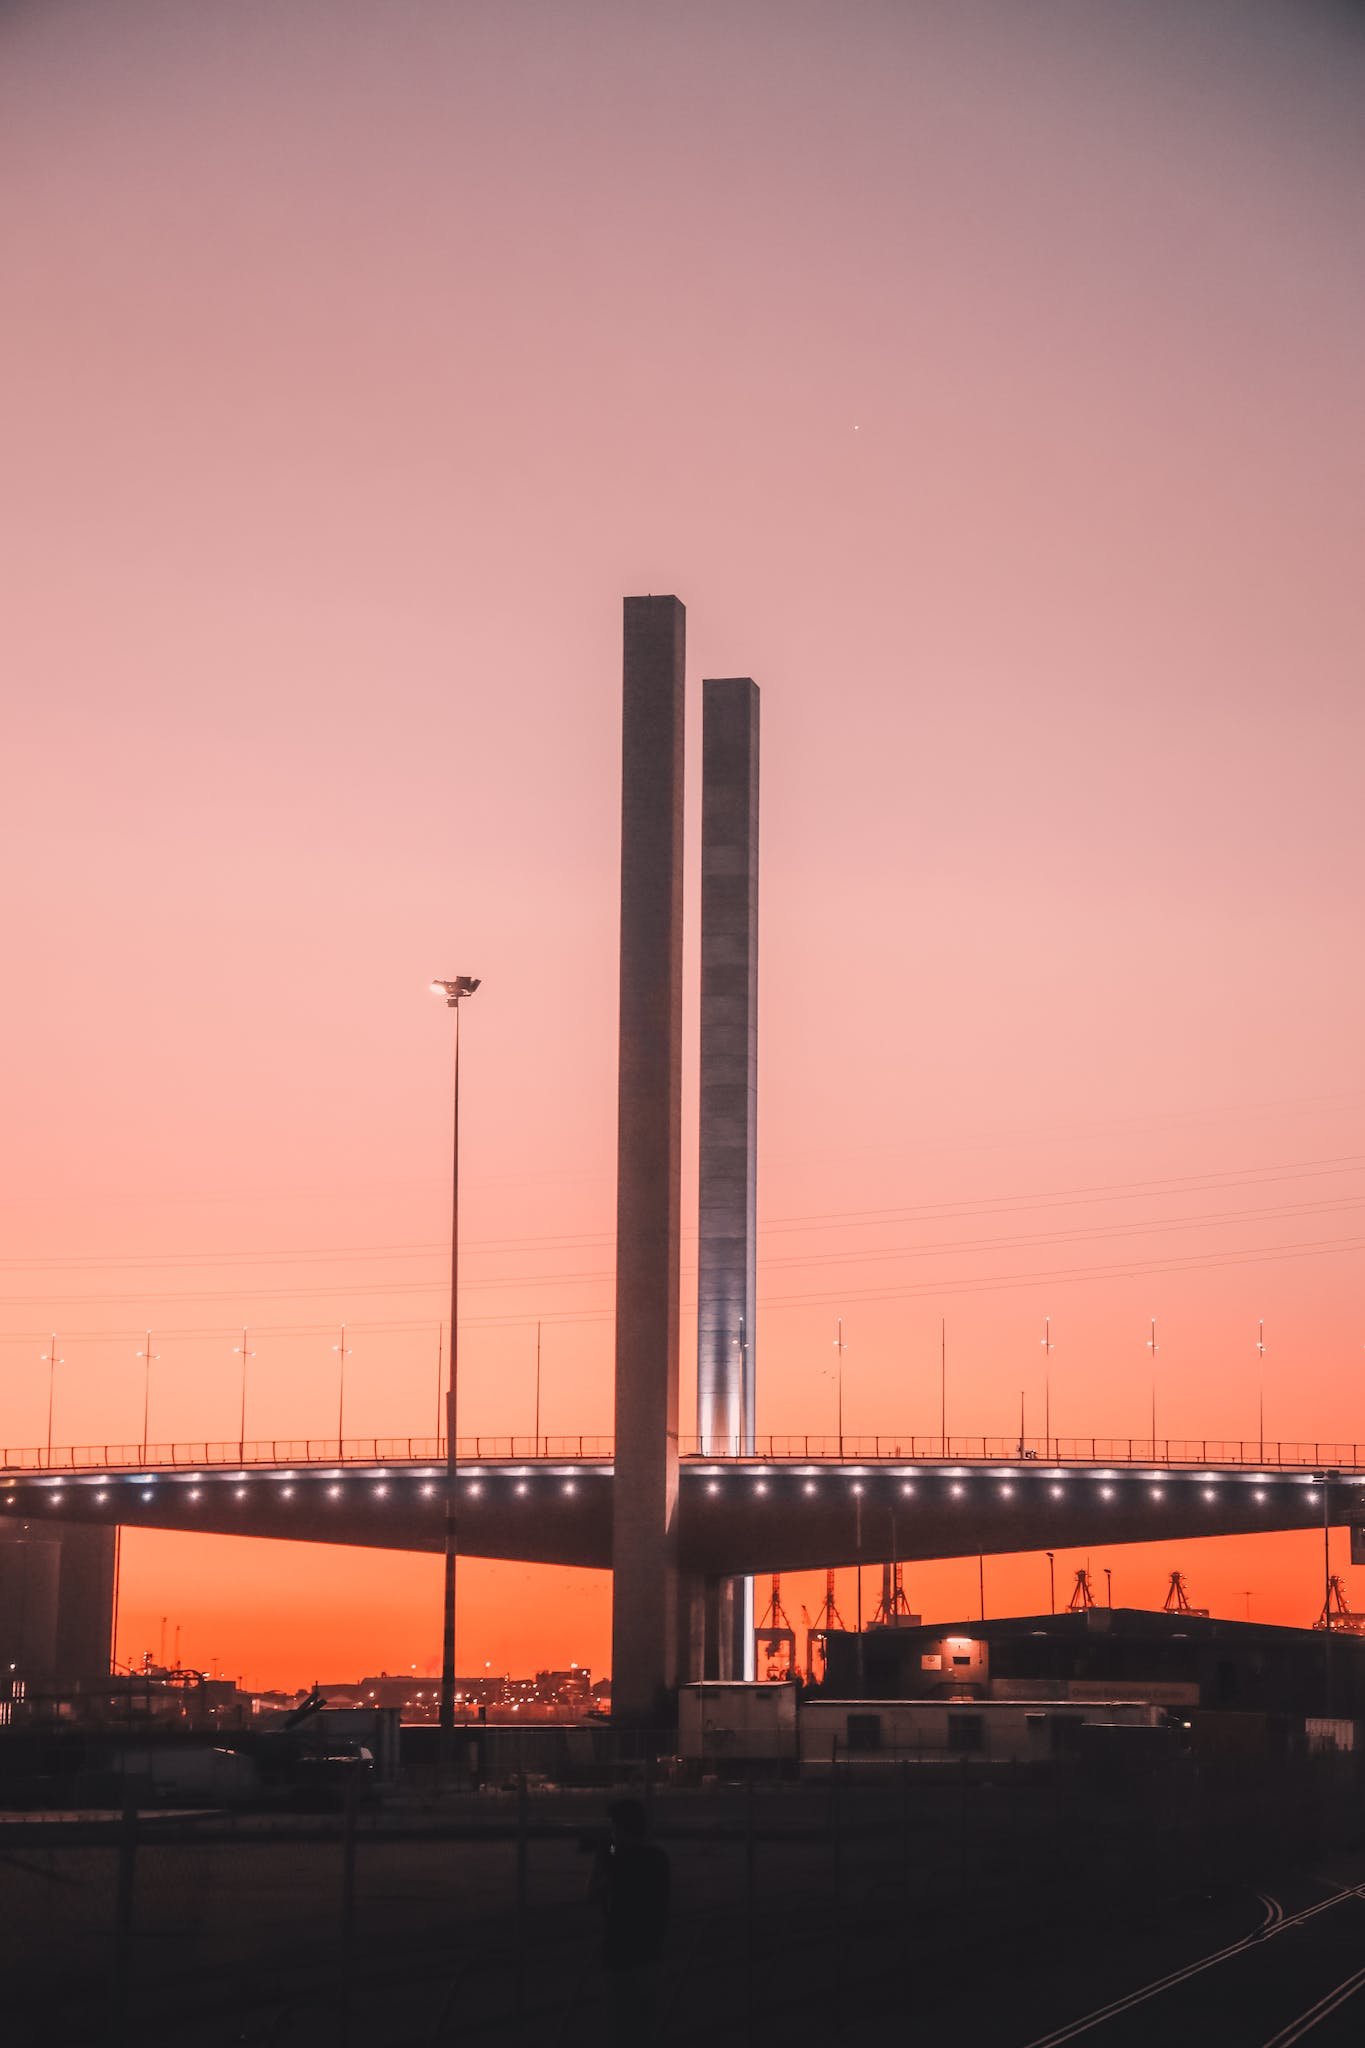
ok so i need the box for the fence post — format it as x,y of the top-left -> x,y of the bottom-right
828,1737 -> 843,2003
109,1780 -> 138,2045
515,1739 -> 529,2012
900,1758 -> 912,1895
340,1770 -> 359,2046
744,1773 -> 757,2044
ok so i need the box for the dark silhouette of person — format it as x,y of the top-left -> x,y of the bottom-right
592,1795 -> 671,2043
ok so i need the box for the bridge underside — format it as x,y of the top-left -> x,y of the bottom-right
7,1459 -> 1364,1576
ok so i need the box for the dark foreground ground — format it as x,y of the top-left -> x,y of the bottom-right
7,1757 -> 1365,2046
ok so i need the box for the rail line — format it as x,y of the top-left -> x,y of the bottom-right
1261,1959 -> 1365,2046
1017,1880 -> 1365,2047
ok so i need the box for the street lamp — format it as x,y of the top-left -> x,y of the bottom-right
332,1326 -> 351,1459
233,1329 -> 255,1462
1146,1318 -> 1159,1455
136,1332 -> 159,1460
41,1335 -> 63,1465
431,974 -> 481,1775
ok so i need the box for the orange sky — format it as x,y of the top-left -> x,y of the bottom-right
4,0 -> 1364,1687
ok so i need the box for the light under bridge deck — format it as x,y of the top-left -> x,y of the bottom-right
6,1437 -> 1365,1576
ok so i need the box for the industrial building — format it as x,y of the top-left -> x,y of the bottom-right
820,1607 -> 1365,1719
677,1680 -> 1175,1770
678,1605 -> 1365,1771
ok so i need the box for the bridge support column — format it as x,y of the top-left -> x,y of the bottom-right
709,1577 -> 745,1680
0,1519 -> 115,1689
697,676 -> 760,1681
611,596 -> 686,1725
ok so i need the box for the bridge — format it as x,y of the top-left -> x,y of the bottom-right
8,1435 -> 1365,1578
9,604 -> 1359,1712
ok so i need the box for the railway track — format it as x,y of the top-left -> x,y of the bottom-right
1019,1878 -> 1365,2048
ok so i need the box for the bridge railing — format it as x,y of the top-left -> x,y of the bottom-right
698,1434 -> 1365,1468
5,1434 -> 1365,1473
0,1435 -> 620,1473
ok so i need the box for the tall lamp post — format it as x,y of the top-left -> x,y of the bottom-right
137,1332 -> 159,1461
332,1325 -> 351,1459
233,1329 -> 255,1463
41,1335 -> 63,1465
431,975 -> 481,1776
1146,1318 -> 1159,1456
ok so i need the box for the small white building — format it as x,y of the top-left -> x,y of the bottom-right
678,1681 -> 799,1765
799,1697 -> 1170,1768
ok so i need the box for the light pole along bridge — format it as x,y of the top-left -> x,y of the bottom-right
6,1435 -> 1365,1578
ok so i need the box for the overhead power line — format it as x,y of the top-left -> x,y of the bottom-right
7,1189 -> 1365,1307
1,1224 -> 1362,1344
1,1150 -> 1361,1272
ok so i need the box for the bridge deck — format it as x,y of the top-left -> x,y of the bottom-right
5,1442 -> 1365,1577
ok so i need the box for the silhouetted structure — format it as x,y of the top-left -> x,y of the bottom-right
821,1608 -> 1365,1716
611,596 -> 687,1722
0,1519 -> 115,1691
696,675 -> 760,1678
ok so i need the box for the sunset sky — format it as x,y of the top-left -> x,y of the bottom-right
4,0 -> 1363,1687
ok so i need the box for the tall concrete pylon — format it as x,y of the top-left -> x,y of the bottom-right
610,595 -> 686,1722
696,677 -> 760,1678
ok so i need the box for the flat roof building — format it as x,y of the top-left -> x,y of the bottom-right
820,1608 -> 1365,1718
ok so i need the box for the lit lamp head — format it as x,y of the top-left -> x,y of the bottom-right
430,977 -> 481,1007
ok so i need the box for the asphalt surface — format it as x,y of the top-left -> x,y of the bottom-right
1001,1868 -> 1365,2048
8,1778 -> 1365,2044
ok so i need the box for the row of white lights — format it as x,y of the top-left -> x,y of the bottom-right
3,1472 -> 583,1505
2,1467 -> 1333,1511
713,1472 -> 1320,1505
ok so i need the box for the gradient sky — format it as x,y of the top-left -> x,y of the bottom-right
3,0 -> 1363,1686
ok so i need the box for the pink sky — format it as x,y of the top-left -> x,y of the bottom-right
3,0 -> 1363,1684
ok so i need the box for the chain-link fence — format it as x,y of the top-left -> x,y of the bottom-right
6,1742 -> 1365,2047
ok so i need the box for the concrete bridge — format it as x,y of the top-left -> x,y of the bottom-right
7,1435 -> 1365,1578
